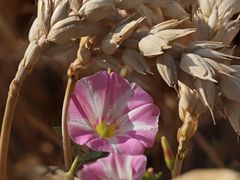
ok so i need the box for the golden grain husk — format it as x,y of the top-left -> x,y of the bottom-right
101,17 -> 145,55
180,53 -> 217,82
122,48 -> 151,74
51,0 -> 70,26
156,53 -> 178,88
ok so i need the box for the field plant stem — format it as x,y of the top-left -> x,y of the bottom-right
62,61 -> 82,170
0,39 -> 48,180
0,79 -> 21,180
0,59 -> 39,180
62,77 -> 74,170
172,147 -> 185,178
66,154 -> 80,180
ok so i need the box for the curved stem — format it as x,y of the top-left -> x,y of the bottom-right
66,154 -> 80,180
62,77 -> 75,170
0,80 -> 20,180
0,39 -> 46,179
62,36 -> 89,170
0,58 -> 40,180
62,61 -> 82,170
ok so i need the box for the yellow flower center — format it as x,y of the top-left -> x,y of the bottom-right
95,120 -> 116,138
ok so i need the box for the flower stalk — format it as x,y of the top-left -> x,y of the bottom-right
66,154 -> 80,180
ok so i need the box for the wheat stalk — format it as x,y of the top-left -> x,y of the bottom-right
0,37 -> 48,179
61,51 -> 93,169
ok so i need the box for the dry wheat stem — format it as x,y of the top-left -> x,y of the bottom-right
61,35 -> 92,169
0,38 -> 48,180
62,60 -> 82,170
172,153 -> 184,178
172,140 -> 188,178
0,58 -> 40,180
172,111 -> 198,177
62,77 -> 74,169
0,79 -> 21,180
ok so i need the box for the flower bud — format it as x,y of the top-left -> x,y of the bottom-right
161,136 -> 175,171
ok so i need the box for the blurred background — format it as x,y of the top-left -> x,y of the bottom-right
0,0 -> 240,179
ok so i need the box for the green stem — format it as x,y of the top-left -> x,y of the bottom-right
66,154 -> 80,180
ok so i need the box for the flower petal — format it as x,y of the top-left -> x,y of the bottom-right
131,155 -> 147,179
80,160 -> 106,180
111,82 -> 158,123
109,136 -> 146,155
68,95 -> 98,145
68,125 -> 97,145
128,83 -> 155,109
115,103 -> 159,147
79,154 -> 147,180
73,71 -> 110,123
86,136 -> 145,155
108,72 -> 133,120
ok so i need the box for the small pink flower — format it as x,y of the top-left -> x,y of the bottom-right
67,71 -> 160,155
79,154 -> 147,180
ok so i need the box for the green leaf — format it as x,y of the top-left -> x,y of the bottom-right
78,151 -> 108,166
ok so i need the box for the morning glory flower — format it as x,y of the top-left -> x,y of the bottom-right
67,71 -> 160,155
79,153 -> 147,180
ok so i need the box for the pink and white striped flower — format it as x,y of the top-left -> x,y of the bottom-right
67,71 -> 160,155
79,153 -> 147,180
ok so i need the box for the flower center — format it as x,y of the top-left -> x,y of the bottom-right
95,120 -> 116,138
